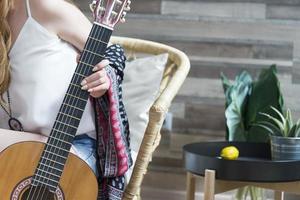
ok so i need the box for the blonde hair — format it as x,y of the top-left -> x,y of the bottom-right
0,0 -> 13,103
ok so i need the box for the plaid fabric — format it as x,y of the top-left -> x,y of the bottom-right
92,44 -> 132,200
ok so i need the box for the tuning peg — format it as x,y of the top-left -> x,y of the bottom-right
89,1 -> 96,12
120,17 -> 126,23
126,0 -> 132,7
124,5 -> 131,11
116,0 -> 123,4
120,11 -> 127,23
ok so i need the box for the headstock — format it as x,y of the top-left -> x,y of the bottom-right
90,0 -> 131,29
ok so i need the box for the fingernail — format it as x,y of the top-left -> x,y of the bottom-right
81,85 -> 88,90
92,66 -> 98,72
88,88 -> 93,92
81,80 -> 87,86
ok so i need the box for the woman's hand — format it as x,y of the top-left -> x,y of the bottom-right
80,59 -> 110,98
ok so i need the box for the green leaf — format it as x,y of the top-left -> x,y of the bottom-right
294,122 -> 300,137
254,121 -> 282,136
222,71 -> 252,141
254,123 -> 276,135
220,72 -> 233,109
225,82 -> 250,141
270,106 -> 286,125
220,72 -> 231,94
286,109 -> 294,135
288,125 -> 297,137
295,128 -> 300,137
259,112 -> 285,132
244,65 -> 284,142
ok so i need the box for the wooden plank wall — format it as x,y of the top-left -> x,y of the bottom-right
74,0 -> 300,150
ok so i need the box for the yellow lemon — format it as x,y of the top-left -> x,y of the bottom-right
220,146 -> 239,160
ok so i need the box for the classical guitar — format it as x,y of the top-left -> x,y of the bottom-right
0,0 -> 130,199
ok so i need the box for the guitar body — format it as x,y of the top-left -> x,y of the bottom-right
0,141 -> 98,199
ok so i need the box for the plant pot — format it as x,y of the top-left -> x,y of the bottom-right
270,136 -> 300,160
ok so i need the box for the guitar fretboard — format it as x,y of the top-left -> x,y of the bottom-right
31,23 -> 112,191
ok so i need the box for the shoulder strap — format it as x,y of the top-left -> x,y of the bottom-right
25,0 -> 32,17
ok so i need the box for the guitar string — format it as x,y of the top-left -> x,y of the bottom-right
31,24 -> 102,200
39,24 -> 107,199
26,24 -> 106,199
37,24 -> 104,199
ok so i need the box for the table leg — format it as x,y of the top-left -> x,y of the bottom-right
274,191 -> 284,200
186,172 -> 196,200
204,170 -> 215,200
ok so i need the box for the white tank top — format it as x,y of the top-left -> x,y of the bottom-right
0,0 -> 96,138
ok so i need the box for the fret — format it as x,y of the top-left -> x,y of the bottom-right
70,83 -> 82,89
78,61 -> 94,68
83,49 -> 105,58
38,155 -> 66,173
46,143 -> 70,153
46,138 -> 71,151
44,150 -> 68,160
38,163 -> 63,173
55,121 -> 77,130
83,46 -> 107,61
63,89 -> 87,105
74,72 -> 86,78
55,115 -> 80,132
37,168 -> 61,178
62,103 -> 85,112
52,128 -> 74,138
58,112 -> 81,121
49,136 -> 73,145
40,156 -> 64,166
41,151 -> 68,166
46,141 -> 70,153
60,105 -> 82,120
89,36 -> 108,45
42,150 -> 67,161
63,96 -> 87,112
66,85 -> 88,95
66,93 -> 86,102
52,125 -> 76,138
39,156 -> 65,171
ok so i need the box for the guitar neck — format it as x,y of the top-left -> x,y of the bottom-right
32,23 -> 112,192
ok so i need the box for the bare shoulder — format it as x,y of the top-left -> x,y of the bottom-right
30,0 -> 80,22
28,0 -> 92,50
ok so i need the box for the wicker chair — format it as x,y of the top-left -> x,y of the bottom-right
110,36 -> 190,200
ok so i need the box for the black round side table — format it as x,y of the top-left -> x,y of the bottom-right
183,142 -> 300,200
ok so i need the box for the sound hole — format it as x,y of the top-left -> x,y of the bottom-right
21,186 -> 56,200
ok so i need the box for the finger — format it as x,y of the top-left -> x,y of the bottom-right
81,77 -> 107,90
81,69 -> 106,86
92,59 -> 110,72
76,54 -> 80,63
90,89 -> 106,98
89,79 -> 111,98
88,83 -> 109,93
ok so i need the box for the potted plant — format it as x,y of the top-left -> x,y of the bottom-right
256,107 -> 300,160
221,65 -> 284,200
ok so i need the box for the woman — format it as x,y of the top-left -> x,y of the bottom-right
0,0 -> 131,199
